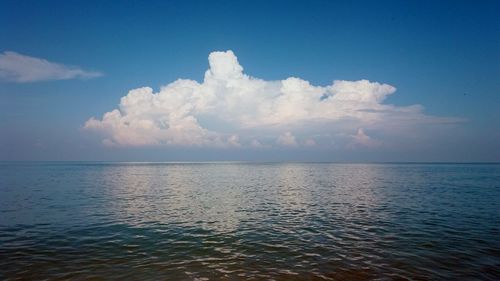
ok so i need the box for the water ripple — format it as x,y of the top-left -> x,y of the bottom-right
0,163 -> 499,280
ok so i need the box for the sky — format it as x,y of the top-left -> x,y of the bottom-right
0,0 -> 499,162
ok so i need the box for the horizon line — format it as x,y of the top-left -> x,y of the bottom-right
1,160 -> 499,165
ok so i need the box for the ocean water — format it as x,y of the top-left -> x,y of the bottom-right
0,162 -> 499,280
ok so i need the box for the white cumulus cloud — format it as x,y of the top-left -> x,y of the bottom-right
0,51 -> 102,82
349,128 -> 380,148
84,50 -> 457,149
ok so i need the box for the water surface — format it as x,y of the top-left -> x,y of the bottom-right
1,162 -> 499,280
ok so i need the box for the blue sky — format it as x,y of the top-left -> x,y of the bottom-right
0,0 -> 499,161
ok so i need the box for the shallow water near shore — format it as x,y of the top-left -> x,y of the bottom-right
1,162 -> 499,280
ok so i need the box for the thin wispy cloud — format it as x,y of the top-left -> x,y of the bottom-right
84,50 -> 459,149
0,51 -> 102,82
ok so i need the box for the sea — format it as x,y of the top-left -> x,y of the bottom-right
0,162 -> 499,280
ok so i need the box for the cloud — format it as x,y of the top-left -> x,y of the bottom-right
0,51 -> 102,82
84,50 -> 458,149
277,132 -> 298,147
349,128 -> 380,148
304,138 -> 317,147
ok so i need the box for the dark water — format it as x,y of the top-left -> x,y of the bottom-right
1,162 -> 499,280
